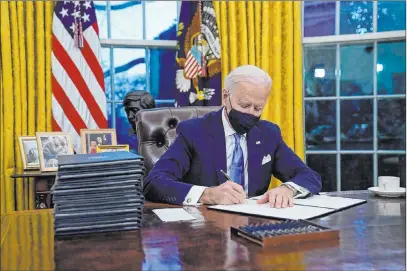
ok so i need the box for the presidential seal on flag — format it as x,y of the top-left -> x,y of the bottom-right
175,1 -> 222,107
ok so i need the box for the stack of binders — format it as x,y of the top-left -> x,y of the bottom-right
51,151 -> 145,236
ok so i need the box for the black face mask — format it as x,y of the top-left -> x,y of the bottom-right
227,97 -> 260,135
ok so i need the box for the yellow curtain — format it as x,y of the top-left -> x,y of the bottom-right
0,1 -> 53,214
213,1 -> 304,189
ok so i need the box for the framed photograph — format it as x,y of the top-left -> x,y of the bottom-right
18,136 -> 40,170
36,132 -> 74,172
80,129 -> 117,154
96,145 -> 130,153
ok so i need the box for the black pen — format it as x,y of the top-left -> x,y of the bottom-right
220,169 -> 232,181
220,169 -> 247,199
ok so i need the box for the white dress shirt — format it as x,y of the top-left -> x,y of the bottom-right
183,108 -> 309,205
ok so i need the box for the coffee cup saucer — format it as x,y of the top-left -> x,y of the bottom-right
368,187 -> 406,198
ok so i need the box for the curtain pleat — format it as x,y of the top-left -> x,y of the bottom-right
0,3 -> 5,215
26,1 -> 37,211
1,1 -> 16,213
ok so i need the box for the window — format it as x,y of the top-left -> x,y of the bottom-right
303,1 -> 406,191
96,1 -> 180,151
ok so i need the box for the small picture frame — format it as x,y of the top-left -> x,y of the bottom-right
80,129 -> 117,154
96,145 -> 130,153
36,132 -> 74,172
18,136 -> 40,170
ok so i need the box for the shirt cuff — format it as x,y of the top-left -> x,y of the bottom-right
183,185 -> 208,205
282,182 -> 310,199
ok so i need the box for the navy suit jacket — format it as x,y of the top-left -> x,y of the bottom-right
143,109 -> 321,204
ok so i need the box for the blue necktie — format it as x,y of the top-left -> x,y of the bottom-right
230,133 -> 244,187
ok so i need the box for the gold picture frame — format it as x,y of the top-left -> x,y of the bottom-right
80,129 -> 117,154
96,145 -> 130,153
36,132 -> 74,172
18,136 -> 40,170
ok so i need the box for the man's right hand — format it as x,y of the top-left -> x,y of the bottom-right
199,181 -> 246,205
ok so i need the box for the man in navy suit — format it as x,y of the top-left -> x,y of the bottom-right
143,65 -> 321,208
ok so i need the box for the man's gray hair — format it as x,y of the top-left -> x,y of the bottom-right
224,65 -> 272,93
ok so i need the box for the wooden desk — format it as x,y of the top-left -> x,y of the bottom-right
1,191 -> 405,270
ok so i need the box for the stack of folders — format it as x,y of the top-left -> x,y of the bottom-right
51,151 -> 145,236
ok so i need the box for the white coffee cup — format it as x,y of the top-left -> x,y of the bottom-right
378,176 -> 400,191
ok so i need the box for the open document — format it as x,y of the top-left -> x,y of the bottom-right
208,195 -> 366,220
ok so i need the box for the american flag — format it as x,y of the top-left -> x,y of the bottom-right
52,1 -> 107,153
184,46 -> 202,79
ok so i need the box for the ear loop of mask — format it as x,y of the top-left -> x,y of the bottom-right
226,90 -> 233,109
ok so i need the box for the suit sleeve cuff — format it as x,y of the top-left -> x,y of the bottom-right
183,185 -> 207,205
282,182 -> 310,198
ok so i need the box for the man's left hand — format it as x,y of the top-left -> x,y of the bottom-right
256,186 -> 294,208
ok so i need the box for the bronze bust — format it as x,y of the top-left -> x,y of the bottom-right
123,90 -> 156,134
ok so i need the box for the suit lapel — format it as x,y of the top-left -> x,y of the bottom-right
247,126 -> 264,197
206,109 -> 227,185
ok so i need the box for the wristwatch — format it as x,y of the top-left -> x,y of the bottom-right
281,183 -> 298,197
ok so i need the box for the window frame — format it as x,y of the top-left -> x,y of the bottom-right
302,1 -> 406,191
98,1 -> 180,129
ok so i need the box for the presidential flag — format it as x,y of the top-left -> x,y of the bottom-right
175,1 -> 222,106
52,1 -> 107,153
